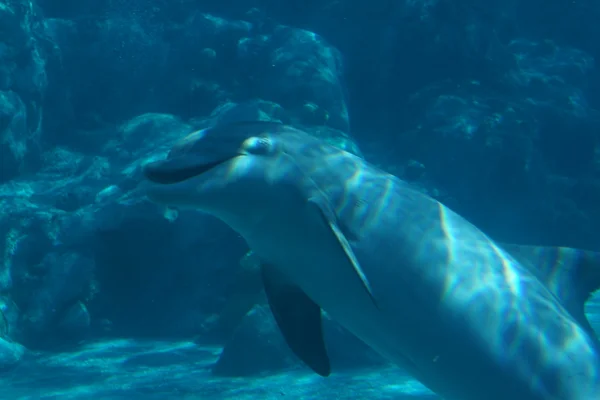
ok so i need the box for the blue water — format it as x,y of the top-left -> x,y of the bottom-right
1,0 -> 600,398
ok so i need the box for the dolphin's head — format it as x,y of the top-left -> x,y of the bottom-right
142,121 -> 310,229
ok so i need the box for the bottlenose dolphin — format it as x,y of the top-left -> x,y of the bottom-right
143,121 -> 600,400
203,245 -> 600,369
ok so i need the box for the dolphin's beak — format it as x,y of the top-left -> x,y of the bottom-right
143,155 -> 232,185
142,153 -> 237,205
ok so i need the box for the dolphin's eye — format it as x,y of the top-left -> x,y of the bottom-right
242,136 -> 272,155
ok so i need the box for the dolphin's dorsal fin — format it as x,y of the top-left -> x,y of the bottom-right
308,197 -> 378,308
501,243 -> 600,339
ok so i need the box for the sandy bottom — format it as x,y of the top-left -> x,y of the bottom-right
0,339 -> 437,400
3,299 -> 598,399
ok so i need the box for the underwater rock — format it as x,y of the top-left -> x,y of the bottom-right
0,309 -> 6,339
212,304 -> 385,377
0,2 -> 48,181
0,338 -> 25,370
56,301 -> 91,340
0,297 -> 18,340
207,100 -> 286,126
0,90 -> 41,183
237,25 -> 350,132
19,252 -> 94,347
212,305 -> 296,377
108,113 -> 193,161
404,160 -> 426,181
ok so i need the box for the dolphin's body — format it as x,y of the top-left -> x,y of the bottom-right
204,245 -> 600,373
143,121 -> 600,400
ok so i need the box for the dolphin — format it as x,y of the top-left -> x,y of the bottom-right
203,245 -> 600,368
142,121 -> 600,400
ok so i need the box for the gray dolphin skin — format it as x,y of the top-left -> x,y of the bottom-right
143,121 -> 600,400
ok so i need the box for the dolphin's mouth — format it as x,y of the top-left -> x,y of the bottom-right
143,155 -> 232,185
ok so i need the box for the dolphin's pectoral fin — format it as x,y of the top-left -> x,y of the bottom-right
261,265 -> 331,377
502,243 -> 600,339
308,197 -> 379,308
